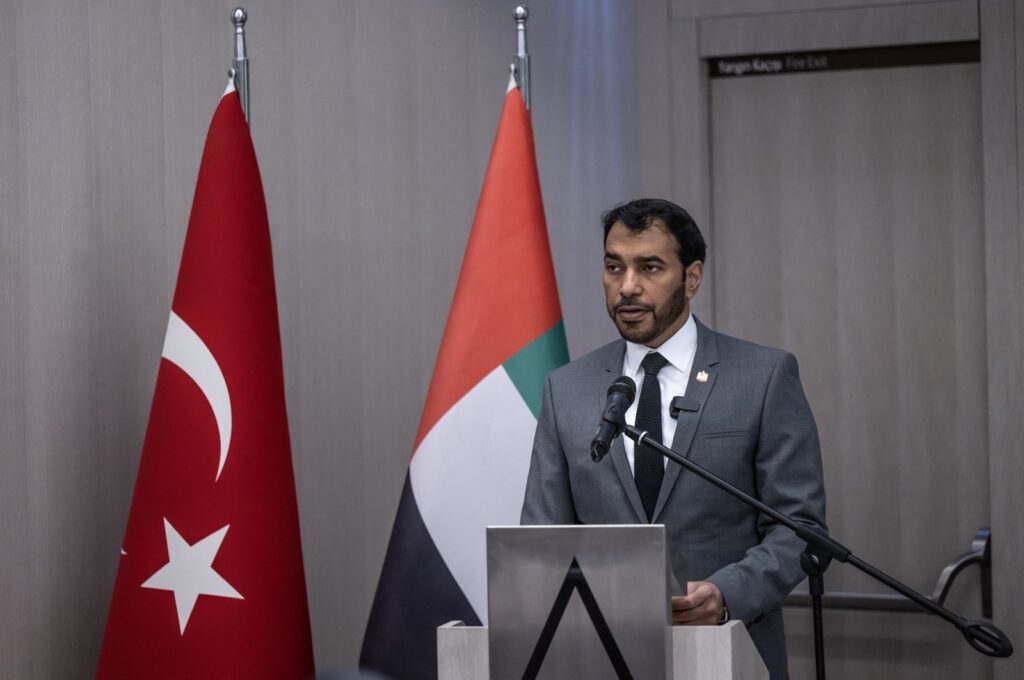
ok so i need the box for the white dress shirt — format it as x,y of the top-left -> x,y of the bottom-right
621,313 -> 698,473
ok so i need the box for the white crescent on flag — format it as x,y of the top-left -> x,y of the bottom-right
161,311 -> 233,480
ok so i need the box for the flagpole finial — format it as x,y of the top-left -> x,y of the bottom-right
513,5 -> 531,110
231,7 -> 250,124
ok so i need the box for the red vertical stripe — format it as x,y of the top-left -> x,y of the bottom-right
414,86 -> 562,449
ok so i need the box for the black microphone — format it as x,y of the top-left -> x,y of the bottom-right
590,376 -> 637,462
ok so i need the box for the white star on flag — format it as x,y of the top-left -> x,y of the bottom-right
142,519 -> 244,634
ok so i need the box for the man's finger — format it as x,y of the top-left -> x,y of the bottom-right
674,613 -> 719,625
672,581 -> 724,626
672,605 -> 717,625
672,600 -> 711,621
672,591 -> 710,611
671,595 -> 699,611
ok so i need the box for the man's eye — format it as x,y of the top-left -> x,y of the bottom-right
644,264 -> 662,273
605,263 -> 622,273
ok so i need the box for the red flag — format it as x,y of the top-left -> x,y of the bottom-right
97,83 -> 314,679
361,75 -> 568,680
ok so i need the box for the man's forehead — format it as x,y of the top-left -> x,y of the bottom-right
605,220 -> 678,256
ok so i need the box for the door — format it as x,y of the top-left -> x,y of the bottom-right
709,52 -> 990,679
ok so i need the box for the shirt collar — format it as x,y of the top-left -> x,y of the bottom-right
623,312 -> 697,378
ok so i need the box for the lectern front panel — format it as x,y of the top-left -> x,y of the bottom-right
487,525 -> 670,680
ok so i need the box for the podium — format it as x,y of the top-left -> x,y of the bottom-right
439,621 -> 768,680
437,525 -> 768,680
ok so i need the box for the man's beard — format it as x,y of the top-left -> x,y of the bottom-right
609,281 -> 687,345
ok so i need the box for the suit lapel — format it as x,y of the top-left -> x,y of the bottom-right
652,318 -> 720,523
598,341 -> 648,523
610,436 -> 647,523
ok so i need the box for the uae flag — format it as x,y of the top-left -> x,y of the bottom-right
360,76 -> 569,678
97,82 -> 315,679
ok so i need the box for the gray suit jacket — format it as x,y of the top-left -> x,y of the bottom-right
520,318 -> 827,680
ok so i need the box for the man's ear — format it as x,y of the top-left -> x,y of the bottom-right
685,261 -> 704,300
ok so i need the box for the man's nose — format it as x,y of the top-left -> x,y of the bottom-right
620,269 -> 641,297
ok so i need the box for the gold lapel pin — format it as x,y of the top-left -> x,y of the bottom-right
696,370 -> 709,383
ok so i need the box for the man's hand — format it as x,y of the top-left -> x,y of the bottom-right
671,581 -> 725,625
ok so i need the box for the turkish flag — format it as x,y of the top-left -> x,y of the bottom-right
97,83 -> 315,679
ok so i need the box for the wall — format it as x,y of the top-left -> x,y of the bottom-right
0,0 -> 675,675
2,0 -> 1020,677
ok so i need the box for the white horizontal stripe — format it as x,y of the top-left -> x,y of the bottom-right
410,366 -> 536,624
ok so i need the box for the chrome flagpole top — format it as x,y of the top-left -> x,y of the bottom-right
513,5 -> 530,110
232,7 -> 250,124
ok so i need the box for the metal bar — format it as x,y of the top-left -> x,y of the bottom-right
514,6 -> 531,110
980,530 -> 992,619
787,591 -> 932,613
232,7 -> 250,124
784,527 -> 992,615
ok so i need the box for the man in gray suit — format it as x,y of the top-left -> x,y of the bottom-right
521,198 -> 826,679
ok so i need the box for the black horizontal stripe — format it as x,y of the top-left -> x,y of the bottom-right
360,474 -> 480,680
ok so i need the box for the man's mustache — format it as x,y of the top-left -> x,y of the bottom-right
614,299 -> 654,313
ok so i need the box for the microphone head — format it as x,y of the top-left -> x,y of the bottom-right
607,375 -> 636,403
592,376 -> 637,463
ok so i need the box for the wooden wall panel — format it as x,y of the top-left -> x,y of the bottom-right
981,1 -> 1024,678
0,1 -> 29,677
0,0 -> 671,674
710,56 -> 994,680
698,1 -> 978,56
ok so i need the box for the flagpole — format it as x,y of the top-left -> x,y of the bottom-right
514,5 -> 530,110
231,7 -> 250,124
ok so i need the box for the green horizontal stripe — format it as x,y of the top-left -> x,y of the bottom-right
503,320 -> 569,419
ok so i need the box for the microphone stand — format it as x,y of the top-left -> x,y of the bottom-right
620,424 -> 1013,680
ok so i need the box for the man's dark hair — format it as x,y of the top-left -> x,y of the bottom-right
601,198 -> 707,267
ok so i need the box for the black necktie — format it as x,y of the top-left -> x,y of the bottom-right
635,352 -> 669,522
